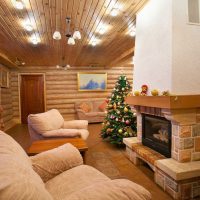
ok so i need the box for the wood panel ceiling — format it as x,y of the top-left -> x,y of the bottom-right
0,0 -> 148,67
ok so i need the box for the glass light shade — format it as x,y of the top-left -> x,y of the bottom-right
53,31 -> 61,40
15,1 -> 24,9
68,37 -> 75,45
110,8 -> 119,16
73,31 -> 81,40
56,65 -> 60,69
66,64 -> 71,68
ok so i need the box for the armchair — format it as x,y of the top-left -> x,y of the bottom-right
0,131 -> 151,200
28,109 -> 89,141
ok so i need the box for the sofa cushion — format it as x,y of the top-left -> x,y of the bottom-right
79,102 -> 92,113
31,144 -> 83,182
0,131 -> 53,200
45,165 -> 110,200
98,101 -> 107,112
42,129 -> 81,138
28,109 -> 64,134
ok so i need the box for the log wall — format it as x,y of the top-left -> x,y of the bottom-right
10,66 -> 133,122
0,66 -> 14,130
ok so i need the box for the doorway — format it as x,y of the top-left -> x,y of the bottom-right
20,74 -> 45,124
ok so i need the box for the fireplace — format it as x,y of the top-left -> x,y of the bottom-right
142,114 -> 171,158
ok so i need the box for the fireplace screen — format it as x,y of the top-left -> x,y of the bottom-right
142,114 -> 171,158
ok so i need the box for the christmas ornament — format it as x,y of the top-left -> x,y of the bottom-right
116,118 -> 118,121
118,129 -> 122,133
125,120 -> 130,125
122,88 -> 124,91
113,102 -> 117,110
108,104 -> 113,108
124,107 -> 128,112
117,102 -> 120,105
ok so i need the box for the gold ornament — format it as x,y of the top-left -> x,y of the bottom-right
108,104 -> 113,108
118,129 -> 123,134
113,102 -> 117,110
134,91 -> 140,96
124,107 -> 128,112
151,89 -> 159,96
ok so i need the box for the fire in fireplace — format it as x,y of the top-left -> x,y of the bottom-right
142,114 -> 171,158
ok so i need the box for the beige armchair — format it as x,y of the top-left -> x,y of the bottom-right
0,131 -> 151,200
28,109 -> 89,141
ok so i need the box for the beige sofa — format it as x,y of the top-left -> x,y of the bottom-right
0,131 -> 151,200
75,100 -> 107,123
28,109 -> 89,141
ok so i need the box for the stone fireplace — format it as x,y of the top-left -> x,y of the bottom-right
124,95 -> 200,199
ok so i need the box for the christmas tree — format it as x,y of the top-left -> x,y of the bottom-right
101,75 -> 137,146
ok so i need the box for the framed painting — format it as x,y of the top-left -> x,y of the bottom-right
77,72 -> 107,91
1,68 -> 9,88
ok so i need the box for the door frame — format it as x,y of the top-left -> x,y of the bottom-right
18,73 -> 46,123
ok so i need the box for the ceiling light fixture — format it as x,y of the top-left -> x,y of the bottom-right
56,64 -> 71,70
65,17 -> 81,45
90,36 -> 100,46
97,23 -> 108,35
13,0 -> 24,10
15,57 -> 25,66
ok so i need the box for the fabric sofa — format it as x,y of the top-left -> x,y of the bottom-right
0,131 -> 151,200
28,109 -> 89,141
75,100 -> 107,123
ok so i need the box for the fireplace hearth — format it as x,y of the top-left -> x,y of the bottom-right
142,114 -> 171,158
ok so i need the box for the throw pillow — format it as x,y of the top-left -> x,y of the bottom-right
98,101 -> 107,112
79,102 -> 91,113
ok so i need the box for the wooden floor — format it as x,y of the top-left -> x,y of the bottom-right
6,123 -> 172,200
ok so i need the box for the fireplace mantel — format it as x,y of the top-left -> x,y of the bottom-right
126,95 -> 200,109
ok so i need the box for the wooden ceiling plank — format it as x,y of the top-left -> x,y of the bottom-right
71,0 -> 114,65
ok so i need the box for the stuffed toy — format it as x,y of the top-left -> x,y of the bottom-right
141,85 -> 148,96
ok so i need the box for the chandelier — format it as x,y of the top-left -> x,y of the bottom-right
52,17 -> 81,45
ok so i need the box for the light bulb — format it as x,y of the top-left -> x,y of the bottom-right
56,65 -> 60,69
68,37 -> 75,45
53,31 -> 61,40
73,31 -> 81,40
15,0 -> 24,9
66,64 -> 71,68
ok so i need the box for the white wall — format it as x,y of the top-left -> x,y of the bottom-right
133,0 -> 172,94
133,0 -> 200,95
172,0 -> 200,94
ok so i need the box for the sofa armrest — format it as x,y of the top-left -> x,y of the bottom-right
67,179 -> 151,200
63,120 -> 88,129
30,143 -> 83,183
76,109 -> 87,120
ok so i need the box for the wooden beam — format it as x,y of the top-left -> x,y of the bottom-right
107,47 -> 134,67
0,53 -> 18,69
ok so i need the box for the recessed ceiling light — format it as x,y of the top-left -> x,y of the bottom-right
110,8 -> 119,16
24,24 -> 33,32
14,0 -> 24,10
129,30 -> 136,37
97,23 -> 108,35
30,34 -> 41,45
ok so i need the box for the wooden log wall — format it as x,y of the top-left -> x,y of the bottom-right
10,66 -> 133,122
0,66 -> 14,130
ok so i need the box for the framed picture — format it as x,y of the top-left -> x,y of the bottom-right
1,68 -> 9,88
77,72 -> 107,91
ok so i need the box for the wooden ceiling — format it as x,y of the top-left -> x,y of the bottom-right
0,0 -> 148,67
